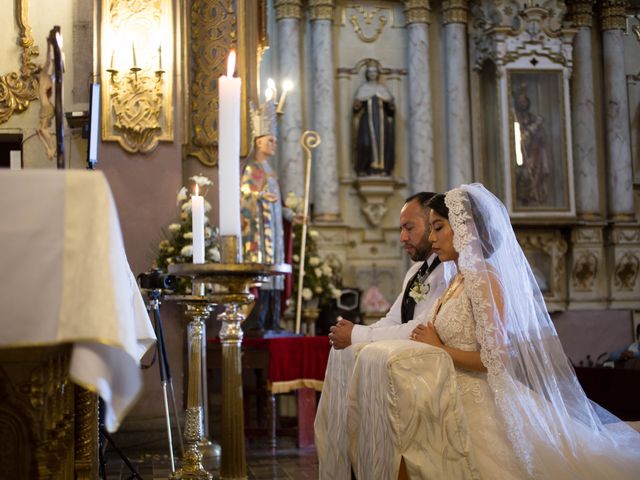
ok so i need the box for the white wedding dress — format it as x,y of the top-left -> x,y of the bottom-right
346,283 -> 640,479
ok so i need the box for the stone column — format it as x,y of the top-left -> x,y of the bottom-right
567,1 -> 600,220
442,0 -> 472,188
404,0 -> 435,193
275,0 -> 305,197
601,0 -> 634,221
309,0 -> 340,221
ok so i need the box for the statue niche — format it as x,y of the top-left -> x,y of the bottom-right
353,61 -> 395,176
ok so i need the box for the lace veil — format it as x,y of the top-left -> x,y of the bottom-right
444,184 -> 640,478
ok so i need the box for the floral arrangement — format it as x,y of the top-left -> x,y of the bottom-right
154,175 -> 221,292
286,193 -> 341,307
408,271 -> 430,303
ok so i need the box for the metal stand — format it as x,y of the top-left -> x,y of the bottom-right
146,289 -> 184,473
167,236 -> 291,480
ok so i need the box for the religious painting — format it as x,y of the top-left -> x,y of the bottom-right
507,70 -> 569,212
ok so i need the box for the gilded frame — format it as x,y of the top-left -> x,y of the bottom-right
0,0 -> 39,125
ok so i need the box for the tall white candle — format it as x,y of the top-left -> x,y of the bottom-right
192,185 -> 205,264
217,50 -> 242,239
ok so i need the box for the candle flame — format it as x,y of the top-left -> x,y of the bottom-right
283,79 -> 293,92
267,78 -> 276,90
265,87 -> 274,101
226,50 -> 236,77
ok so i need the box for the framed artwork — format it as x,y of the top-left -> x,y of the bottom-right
506,70 -> 570,212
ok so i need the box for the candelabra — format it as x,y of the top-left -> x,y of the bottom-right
167,236 -> 291,480
105,53 -> 165,154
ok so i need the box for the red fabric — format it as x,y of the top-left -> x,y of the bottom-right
209,336 -> 331,384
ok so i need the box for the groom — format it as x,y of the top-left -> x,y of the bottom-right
329,192 -> 446,349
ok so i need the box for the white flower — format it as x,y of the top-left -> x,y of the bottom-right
166,246 -> 175,254
302,288 -> 313,301
285,192 -> 303,212
167,257 -> 174,265
205,226 -> 212,238
208,247 -> 221,262
168,223 -> 181,233
322,264 -> 333,276
331,286 -> 342,299
190,175 -> 213,187
314,267 -> 323,277
314,286 -> 323,294
309,256 -> 320,267
181,245 -> 193,257
177,187 -> 188,204
183,232 -> 193,240
159,239 -> 171,249
181,199 -> 192,213
408,279 -> 430,303
293,254 -> 300,262
309,230 -> 320,238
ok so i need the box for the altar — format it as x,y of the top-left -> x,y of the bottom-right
0,170 -> 156,478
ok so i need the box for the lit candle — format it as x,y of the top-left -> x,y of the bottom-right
217,50 -> 242,239
132,42 -> 137,67
192,184 -> 205,264
276,79 -> 293,115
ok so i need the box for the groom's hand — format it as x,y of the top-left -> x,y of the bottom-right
329,317 -> 354,350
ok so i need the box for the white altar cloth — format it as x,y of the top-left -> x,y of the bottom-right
0,169 -> 156,431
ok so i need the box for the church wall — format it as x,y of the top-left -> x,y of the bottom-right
0,0 -> 88,169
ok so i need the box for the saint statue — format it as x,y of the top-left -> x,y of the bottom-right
240,96 -> 296,334
353,62 -> 395,176
513,84 -> 550,207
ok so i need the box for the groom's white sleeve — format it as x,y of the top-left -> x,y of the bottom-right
350,262 -> 447,344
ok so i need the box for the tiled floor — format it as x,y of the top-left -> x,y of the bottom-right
103,437 -> 318,479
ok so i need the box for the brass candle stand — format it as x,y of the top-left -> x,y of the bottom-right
167,236 -> 291,480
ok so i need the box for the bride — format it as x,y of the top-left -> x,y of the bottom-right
394,184 -> 640,479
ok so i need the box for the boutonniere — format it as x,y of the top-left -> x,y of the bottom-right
409,271 -> 430,303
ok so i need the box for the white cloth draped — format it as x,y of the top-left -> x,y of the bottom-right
0,170 -> 155,431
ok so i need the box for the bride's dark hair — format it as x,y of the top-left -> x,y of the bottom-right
427,191 -> 499,258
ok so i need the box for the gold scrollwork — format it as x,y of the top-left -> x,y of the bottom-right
600,0 -> 628,31
185,0 -> 236,166
109,70 -> 165,153
349,6 -> 388,43
0,0 -> 40,125
572,251 -> 598,290
614,251 -> 640,291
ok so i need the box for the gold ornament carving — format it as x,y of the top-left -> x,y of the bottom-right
566,0 -> 594,28
571,250 -> 598,290
102,0 -> 173,154
185,0 -> 236,166
309,0 -> 335,21
0,0 -> 40,125
404,0 -> 431,24
274,0 -> 303,20
442,0 -> 468,25
601,0 -> 628,31
108,70 -> 165,153
74,388 -> 98,480
614,251 -> 639,290
348,5 -> 389,43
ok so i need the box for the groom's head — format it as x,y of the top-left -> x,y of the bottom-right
400,192 -> 437,262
